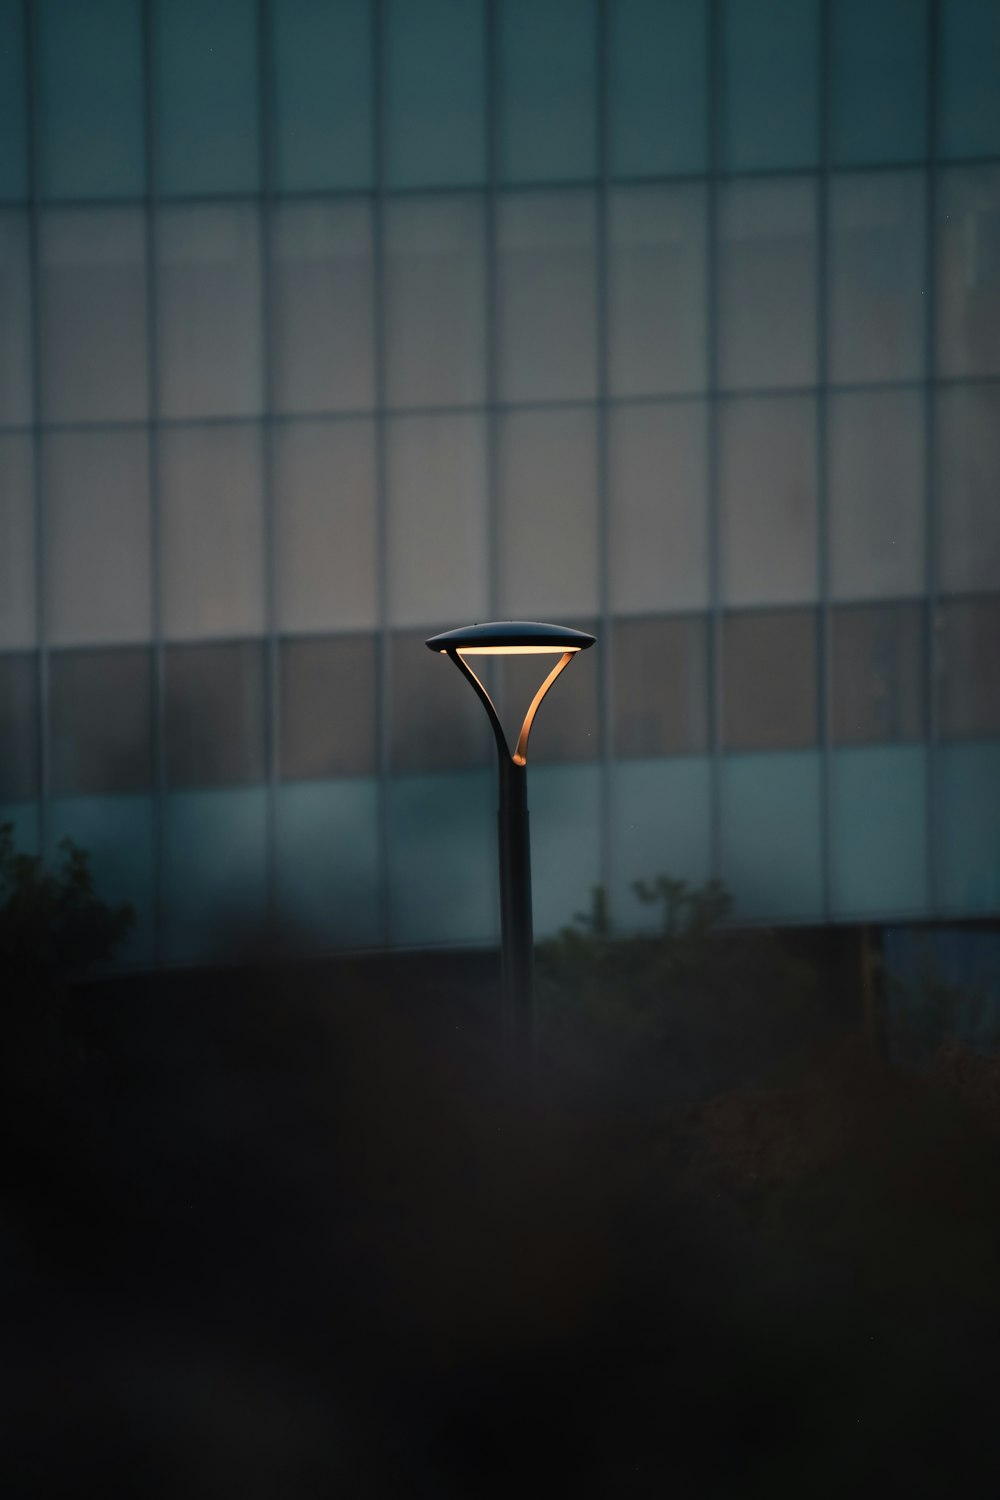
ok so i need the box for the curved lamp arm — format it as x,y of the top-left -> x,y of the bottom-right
447,648 -> 575,768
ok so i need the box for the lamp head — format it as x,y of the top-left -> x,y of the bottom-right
425,621 -> 596,656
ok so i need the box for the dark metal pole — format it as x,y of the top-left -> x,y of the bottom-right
498,752 -> 534,1070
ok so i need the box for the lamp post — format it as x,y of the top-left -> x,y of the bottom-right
425,621 -> 596,1070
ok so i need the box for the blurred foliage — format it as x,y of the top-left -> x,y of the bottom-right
885,937 -> 1000,1066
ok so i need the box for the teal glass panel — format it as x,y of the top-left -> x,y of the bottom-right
0,801 -> 38,855
39,0 -> 144,198
47,795 -> 155,968
271,0 -> 373,191
163,788 -> 268,963
720,0 -> 820,171
385,0 -> 485,187
829,0 -> 928,166
529,763 -> 601,939
939,0 -> 1000,160
609,0 -> 708,177
938,742 -> 1000,914
389,769 -> 496,946
0,0 -> 28,200
721,751 -> 823,920
500,0 -> 597,184
611,757 -> 712,934
830,746 -> 928,917
275,778 -> 380,952
154,0 -> 259,196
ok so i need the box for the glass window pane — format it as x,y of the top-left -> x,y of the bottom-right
270,200 -> 374,415
271,0 -> 373,192
0,436 -> 34,650
279,635 -> 376,780
39,0 -> 144,198
609,184 -> 707,397
0,653 -> 37,800
49,647 -> 152,795
156,204 -> 263,419
613,615 -> 709,757
44,431 -> 151,646
936,598 -> 1000,741
0,211 -> 32,424
39,208 -> 148,423
0,0 -> 27,201
389,769 -> 496,946
385,0 -> 485,188
829,0 -> 928,166
385,196 -> 486,408
273,419 -> 376,633
831,603 -> 925,746
719,0 -> 820,171
828,390 -> 925,601
828,172 -> 926,385
937,743 -> 1000,914
530,764 -> 601,937
936,384 -> 1000,594
723,609 -> 817,750
609,402 -> 708,615
275,779 -> 380,951
609,0 -> 708,178
611,759 -> 713,932
47,795 -> 155,967
163,788 -> 268,963
154,0 -> 259,196
160,424 -> 265,641
719,395 -> 817,606
497,191 -> 596,402
389,630 -> 490,773
830,746 -> 929,917
721,750 -> 823,920
165,642 -> 266,788
936,166 -> 1000,379
500,0 -> 597,184
939,0 -> 1000,160
718,178 -> 817,390
498,408 -> 598,619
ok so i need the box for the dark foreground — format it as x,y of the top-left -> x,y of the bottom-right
2,950 -> 1000,1498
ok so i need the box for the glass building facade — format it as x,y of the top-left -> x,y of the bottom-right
0,0 -> 998,967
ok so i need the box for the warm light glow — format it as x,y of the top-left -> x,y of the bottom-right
439,644 -> 581,656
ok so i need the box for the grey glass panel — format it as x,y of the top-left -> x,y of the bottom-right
831,603 -> 925,745
719,395 -> 818,607
44,430 -> 151,646
0,0 -> 27,201
500,0 -> 597,183
936,385 -> 1000,595
389,629 -> 490,773
609,0 -> 708,177
273,419 -> 376,634
39,208 -> 148,422
39,0 -> 144,198
156,204 -> 263,419
271,0 -> 373,191
270,200 -> 374,414
936,598 -> 1000,740
159,424 -> 265,641
829,0 -> 928,165
497,191 -> 597,401
0,211 -> 32,425
613,616 -> 709,758
165,641 -> 266,788
723,609 -> 817,750
939,0 -> 1000,160
828,390 -> 924,601
154,0 -> 259,195
498,407 -> 598,619
279,635 -> 376,780
719,0 -> 820,171
49,647 -> 152,795
717,178 -> 817,390
0,436 -> 34,649
497,631 -> 598,764
386,413 -> 489,628
384,196 -> 486,408
385,0 -> 486,187
608,401 -> 708,614
609,184 -> 707,397
0,654 -> 37,799
936,166 -> 1000,379
273,419 -> 377,634
828,172 -> 926,384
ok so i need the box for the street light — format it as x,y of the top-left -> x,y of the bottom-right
425,621 -> 596,1069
